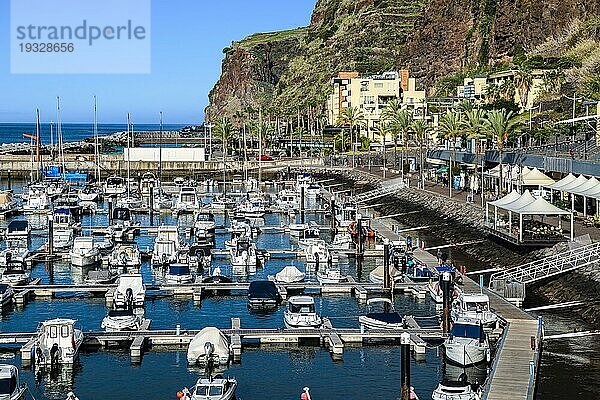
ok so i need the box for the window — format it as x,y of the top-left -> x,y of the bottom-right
49,326 -> 58,338
0,377 -> 17,395
195,386 -> 208,396
209,386 -> 223,396
61,325 -> 70,338
360,81 -> 369,92
374,82 -> 383,89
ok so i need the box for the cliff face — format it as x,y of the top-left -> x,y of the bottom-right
206,0 -> 600,119
404,0 -> 600,89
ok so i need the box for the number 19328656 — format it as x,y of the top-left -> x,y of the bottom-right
19,43 -> 74,52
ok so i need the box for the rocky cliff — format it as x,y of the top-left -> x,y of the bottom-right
206,0 -> 600,119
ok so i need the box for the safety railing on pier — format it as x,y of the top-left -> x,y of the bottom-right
350,177 -> 406,204
489,241 -> 600,291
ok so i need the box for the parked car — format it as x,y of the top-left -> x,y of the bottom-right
256,155 -> 273,161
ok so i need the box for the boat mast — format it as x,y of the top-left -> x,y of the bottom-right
56,97 -> 65,174
94,96 -> 100,183
36,108 -> 41,181
50,120 -> 54,161
258,107 -> 262,187
159,111 -> 163,190
126,113 -> 131,199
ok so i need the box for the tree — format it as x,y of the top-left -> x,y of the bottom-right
214,117 -> 234,158
383,101 -> 412,174
336,106 -> 366,167
462,109 -> 488,204
514,69 -> 533,109
483,109 -> 520,193
410,119 -> 431,189
373,122 -> 390,177
438,111 -> 464,197
334,129 -> 350,153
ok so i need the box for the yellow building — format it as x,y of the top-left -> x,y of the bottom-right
327,70 -> 426,141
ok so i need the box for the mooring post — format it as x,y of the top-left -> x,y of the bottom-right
330,196 -> 336,233
442,271 -> 452,334
149,186 -> 154,227
300,185 -> 305,224
108,197 -> 114,225
47,215 -> 54,256
7,170 -> 11,190
401,332 -> 411,400
356,214 -> 363,257
383,238 -> 391,291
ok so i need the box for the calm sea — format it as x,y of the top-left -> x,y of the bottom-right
0,123 -> 187,145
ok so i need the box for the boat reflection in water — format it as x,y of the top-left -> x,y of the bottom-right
34,363 -> 80,400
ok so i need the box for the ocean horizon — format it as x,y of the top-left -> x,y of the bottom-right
0,122 -> 189,144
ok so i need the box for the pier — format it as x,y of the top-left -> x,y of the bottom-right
364,204 -> 542,400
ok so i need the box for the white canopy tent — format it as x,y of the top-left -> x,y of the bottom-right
545,174 -> 600,217
486,190 -> 574,243
514,168 -> 555,186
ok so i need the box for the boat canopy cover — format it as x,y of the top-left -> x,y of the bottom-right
450,322 -> 484,340
0,284 -> 10,294
365,312 -> 403,324
112,208 -> 131,221
275,265 -> 305,283
187,327 -> 230,363
7,220 -> 28,233
54,208 -> 71,215
248,281 -> 278,299
169,264 -> 191,275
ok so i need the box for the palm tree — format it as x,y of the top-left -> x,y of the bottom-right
382,101 -> 412,175
462,109 -> 488,204
373,123 -> 390,178
438,111 -> 464,197
514,69 -> 533,108
410,119 -> 431,189
484,109 -> 520,193
334,129 -> 350,153
336,106 -> 366,167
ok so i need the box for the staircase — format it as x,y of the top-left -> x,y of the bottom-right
489,241 -> 600,293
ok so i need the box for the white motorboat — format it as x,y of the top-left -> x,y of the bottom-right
329,232 -> 354,251
0,240 -> 29,268
358,298 -> 405,330
0,265 -> 29,286
304,241 -> 330,265
109,244 -> 142,272
275,189 -> 299,210
316,268 -> 349,285
113,274 -> 146,308
273,265 -> 305,283
368,265 -> 402,284
69,237 -> 100,267
101,308 -> 142,331
288,223 -> 308,236
195,211 -> 216,238
77,185 -> 100,202
0,191 -> 18,214
0,284 -> 14,308
451,293 -> 498,328
0,364 -> 28,400
297,225 -> 321,249
236,200 -> 266,218
174,187 -> 201,214
444,317 -> 490,367
187,327 -> 230,365
336,201 -> 357,228
152,226 -> 181,266
52,228 -> 74,251
107,207 -> 138,242
116,195 -> 144,210
22,185 -> 49,213
211,196 -> 236,211
33,319 -> 84,366
188,375 -> 237,400
5,221 -> 30,243
428,280 -> 462,304
140,172 -> 159,196
202,266 -> 233,284
104,176 -> 127,195
229,237 -> 258,270
284,296 -> 322,329
229,217 -> 252,238
432,379 -> 481,400
164,264 -> 194,284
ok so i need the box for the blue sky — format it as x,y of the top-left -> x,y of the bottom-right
0,0 -> 316,124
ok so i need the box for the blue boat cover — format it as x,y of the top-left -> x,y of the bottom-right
248,281 -> 278,300
169,264 -> 190,275
366,312 -> 403,324
7,220 -> 28,232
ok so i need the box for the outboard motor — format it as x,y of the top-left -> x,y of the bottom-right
50,343 -> 60,365
125,287 -> 134,309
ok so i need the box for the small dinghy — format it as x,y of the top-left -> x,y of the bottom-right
358,298 -> 405,330
85,270 -> 117,285
101,308 -> 142,332
202,267 -> 232,284
187,327 -> 230,365
186,375 -> 237,400
316,268 -> 349,285
273,265 -> 305,284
